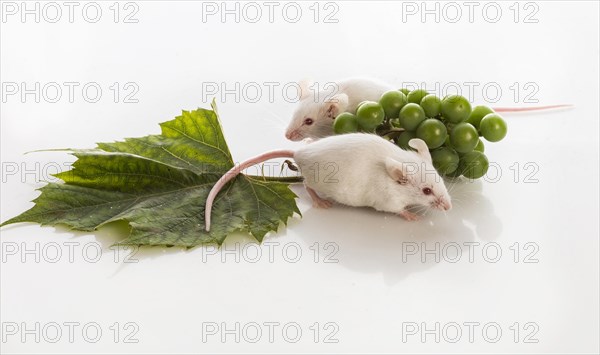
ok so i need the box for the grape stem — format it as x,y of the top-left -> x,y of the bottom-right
379,127 -> 405,139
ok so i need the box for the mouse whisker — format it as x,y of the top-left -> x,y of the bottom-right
313,131 -> 331,140
413,205 -> 430,215
258,106 -> 288,129
447,182 -> 459,193
262,115 -> 286,129
411,206 -> 425,214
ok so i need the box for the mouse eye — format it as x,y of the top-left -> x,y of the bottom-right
422,187 -> 432,195
304,118 -> 314,126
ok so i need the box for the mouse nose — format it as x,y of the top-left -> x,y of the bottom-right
285,130 -> 301,141
443,200 -> 452,210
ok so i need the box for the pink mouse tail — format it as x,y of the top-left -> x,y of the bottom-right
204,149 -> 295,232
491,104 -> 573,112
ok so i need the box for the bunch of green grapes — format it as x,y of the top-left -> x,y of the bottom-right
332,89 -> 508,179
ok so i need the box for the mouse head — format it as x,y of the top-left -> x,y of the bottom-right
285,80 -> 348,141
384,139 -> 452,211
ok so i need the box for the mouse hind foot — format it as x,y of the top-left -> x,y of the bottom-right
305,186 -> 333,208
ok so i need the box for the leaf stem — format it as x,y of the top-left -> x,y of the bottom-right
246,175 -> 304,184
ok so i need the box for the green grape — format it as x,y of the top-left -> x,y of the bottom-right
444,166 -> 463,178
333,113 -> 359,134
450,122 -> 479,153
474,139 -> 485,152
420,94 -> 442,117
396,131 -> 416,150
398,103 -> 426,131
459,151 -> 489,179
445,122 -> 457,132
444,135 -> 453,148
441,95 -> 472,123
415,119 -> 447,149
407,89 -> 429,104
480,114 -> 508,142
399,88 -> 410,95
467,105 -> 494,129
431,147 -> 459,174
356,101 -> 369,111
356,101 -> 385,131
379,90 -> 408,119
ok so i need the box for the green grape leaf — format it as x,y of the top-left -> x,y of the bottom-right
0,101 -> 301,247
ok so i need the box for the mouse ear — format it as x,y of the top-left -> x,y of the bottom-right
386,157 -> 419,184
323,94 -> 349,119
298,79 -> 313,100
385,157 -> 407,182
408,138 -> 432,163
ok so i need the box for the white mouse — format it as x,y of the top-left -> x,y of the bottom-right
284,77 -> 572,142
205,134 -> 451,231
284,77 -> 394,141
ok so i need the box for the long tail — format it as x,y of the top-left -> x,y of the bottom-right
204,149 -> 295,232
491,104 -> 573,112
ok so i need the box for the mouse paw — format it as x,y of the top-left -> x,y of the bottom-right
399,210 -> 420,221
313,199 -> 333,209
305,186 -> 332,209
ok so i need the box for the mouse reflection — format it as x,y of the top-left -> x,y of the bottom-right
290,178 -> 503,285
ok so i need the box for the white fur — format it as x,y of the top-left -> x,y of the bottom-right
285,78 -> 394,141
293,134 -> 451,214
205,133 -> 452,231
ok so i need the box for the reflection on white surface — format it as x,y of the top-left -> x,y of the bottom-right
290,179 -> 502,284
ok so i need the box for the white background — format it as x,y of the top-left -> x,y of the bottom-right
1,1 -> 599,354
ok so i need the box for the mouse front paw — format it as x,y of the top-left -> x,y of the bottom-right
399,210 -> 420,221
313,199 -> 333,209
